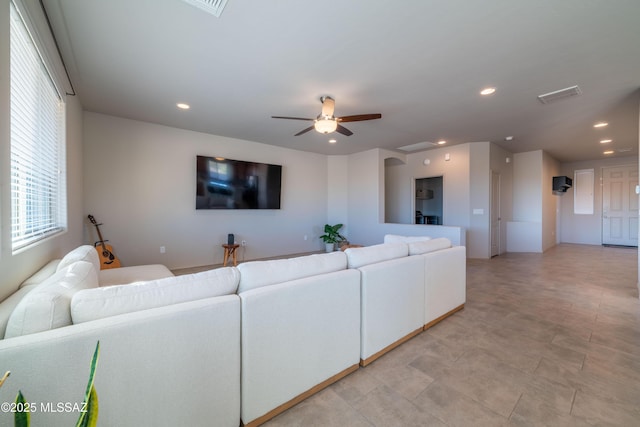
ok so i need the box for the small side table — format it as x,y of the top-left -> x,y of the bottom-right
222,244 -> 240,266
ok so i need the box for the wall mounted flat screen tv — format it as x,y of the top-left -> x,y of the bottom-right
196,155 -> 282,209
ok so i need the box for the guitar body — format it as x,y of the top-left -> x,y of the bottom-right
88,214 -> 121,270
96,242 -> 121,269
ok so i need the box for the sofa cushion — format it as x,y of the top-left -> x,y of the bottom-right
5,261 -> 99,338
0,285 -> 37,339
20,260 -> 61,288
384,234 -> 431,244
408,237 -> 452,255
57,245 -> 100,273
71,267 -> 240,323
237,251 -> 347,294
344,243 -> 408,269
99,264 -> 174,287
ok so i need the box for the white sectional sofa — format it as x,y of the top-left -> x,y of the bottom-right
0,246 -> 241,427
237,252 -> 361,426
345,242 -> 425,366
0,236 -> 466,427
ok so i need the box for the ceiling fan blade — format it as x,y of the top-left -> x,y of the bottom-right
337,113 -> 382,122
321,96 -> 335,117
294,125 -> 315,136
272,116 -> 314,121
335,124 -> 353,136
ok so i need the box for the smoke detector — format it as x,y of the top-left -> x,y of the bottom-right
182,0 -> 229,17
537,85 -> 582,104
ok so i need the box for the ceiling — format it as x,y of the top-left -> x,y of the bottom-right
43,0 -> 640,162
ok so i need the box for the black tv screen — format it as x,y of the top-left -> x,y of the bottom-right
196,156 -> 282,209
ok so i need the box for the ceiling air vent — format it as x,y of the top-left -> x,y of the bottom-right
182,0 -> 229,17
537,85 -> 582,104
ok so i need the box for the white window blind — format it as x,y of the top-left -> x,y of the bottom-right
10,0 -> 67,251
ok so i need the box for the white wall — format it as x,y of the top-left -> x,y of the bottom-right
0,1 -> 84,298
83,113 -> 329,269
542,151 -> 560,251
560,156 -> 637,245
508,151 -> 544,252
347,148 -> 466,248
469,142 -> 491,258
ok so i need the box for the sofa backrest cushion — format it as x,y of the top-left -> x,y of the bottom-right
4,261 -> 99,338
19,260 -> 61,288
71,267 -> 240,324
237,251 -> 347,293
384,234 -> 431,244
408,237 -> 452,255
344,242 -> 408,269
57,245 -> 100,273
0,285 -> 37,339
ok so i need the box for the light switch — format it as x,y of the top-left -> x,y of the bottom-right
473,208 -> 484,215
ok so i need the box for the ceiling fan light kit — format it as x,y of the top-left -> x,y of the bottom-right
314,116 -> 338,134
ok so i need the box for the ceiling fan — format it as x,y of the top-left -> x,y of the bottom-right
272,96 -> 382,136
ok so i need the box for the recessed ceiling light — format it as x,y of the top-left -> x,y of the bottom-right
480,87 -> 496,96
600,139 -> 612,144
603,150 -> 614,155
328,139 -> 337,144
437,140 -> 447,145
176,103 -> 190,110
593,122 -> 608,128
505,136 -> 514,141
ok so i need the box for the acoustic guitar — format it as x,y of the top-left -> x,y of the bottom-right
88,214 -> 121,269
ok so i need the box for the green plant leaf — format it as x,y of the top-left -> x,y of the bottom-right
76,387 -> 98,427
76,342 -> 100,427
14,391 -> 30,427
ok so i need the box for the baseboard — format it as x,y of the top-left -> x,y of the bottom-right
359,327 -> 424,367
423,304 -> 465,330
242,363 -> 359,427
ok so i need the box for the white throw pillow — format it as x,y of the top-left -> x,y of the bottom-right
237,251 -> 347,293
408,238 -> 452,255
71,267 -> 240,324
5,261 -> 99,338
57,245 -> 100,273
344,242 -> 408,269
384,234 -> 431,244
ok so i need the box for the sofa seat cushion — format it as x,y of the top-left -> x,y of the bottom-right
57,245 -> 100,273
344,243 -> 408,269
4,261 -> 99,338
71,267 -> 240,323
408,237 -> 452,255
384,234 -> 431,244
237,251 -> 347,293
19,260 -> 61,288
0,285 -> 37,339
99,264 -> 174,287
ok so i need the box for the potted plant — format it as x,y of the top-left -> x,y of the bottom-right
319,223 -> 346,252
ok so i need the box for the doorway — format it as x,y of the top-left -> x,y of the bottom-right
490,171 -> 501,257
415,176 -> 443,225
602,164 -> 639,247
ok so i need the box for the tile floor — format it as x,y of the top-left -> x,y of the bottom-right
261,244 -> 640,426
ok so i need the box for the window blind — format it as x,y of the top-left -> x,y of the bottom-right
10,0 -> 67,251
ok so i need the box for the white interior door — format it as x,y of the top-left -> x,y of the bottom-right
490,171 -> 501,257
602,165 -> 639,246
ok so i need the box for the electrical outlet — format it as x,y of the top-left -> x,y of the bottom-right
241,240 -> 247,246
160,246 -> 166,254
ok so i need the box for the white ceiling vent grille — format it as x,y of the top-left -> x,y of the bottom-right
537,85 -> 582,104
182,0 -> 229,17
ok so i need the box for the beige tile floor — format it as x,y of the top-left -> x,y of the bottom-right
260,244 -> 640,426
